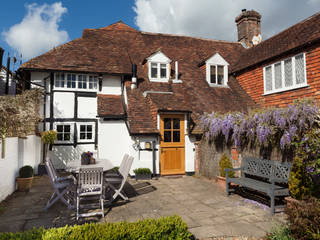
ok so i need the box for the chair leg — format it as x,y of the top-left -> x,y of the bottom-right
226,181 -> 230,196
76,196 -> 80,221
101,196 -> 104,218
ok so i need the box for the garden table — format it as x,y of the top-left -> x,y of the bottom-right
65,159 -> 114,174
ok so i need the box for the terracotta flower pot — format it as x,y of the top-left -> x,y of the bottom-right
16,177 -> 34,192
285,196 -> 300,209
217,176 -> 226,189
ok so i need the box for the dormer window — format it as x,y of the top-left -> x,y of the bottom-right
205,53 -> 229,87
147,51 -> 171,82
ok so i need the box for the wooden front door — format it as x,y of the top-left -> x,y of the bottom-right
160,115 -> 185,175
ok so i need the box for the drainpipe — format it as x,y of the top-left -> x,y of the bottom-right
131,63 -> 137,90
152,140 -> 158,179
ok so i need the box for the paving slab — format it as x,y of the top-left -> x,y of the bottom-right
0,175 -> 286,239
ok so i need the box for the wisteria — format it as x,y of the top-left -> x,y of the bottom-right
201,100 -> 319,150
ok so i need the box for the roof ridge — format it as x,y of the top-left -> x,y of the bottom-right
140,31 -> 240,44
254,11 -> 320,47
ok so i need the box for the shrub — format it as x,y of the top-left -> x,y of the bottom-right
0,215 -> 192,240
219,153 -> 234,177
289,156 -> 312,200
41,130 -> 57,145
19,166 -> 34,178
266,225 -> 293,240
285,197 -> 320,240
133,168 -> 152,175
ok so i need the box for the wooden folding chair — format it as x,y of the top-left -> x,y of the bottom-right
45,160 -> 75,210
105,156 -> 133,202
77,167 -> 104,220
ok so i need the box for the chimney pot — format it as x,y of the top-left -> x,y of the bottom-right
242,9 -> 246,12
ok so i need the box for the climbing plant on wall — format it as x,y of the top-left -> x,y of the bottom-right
0,89 -> 42,158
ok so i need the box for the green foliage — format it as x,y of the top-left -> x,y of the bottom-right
19,165 -> 34,178
285,197 -> 320,240
41,130 -> 57,145
219,153 -> 234,177
0,216 -> 192,240
289,156 -> 312,200
133,168 -> 152,175
266,225 -> 293,240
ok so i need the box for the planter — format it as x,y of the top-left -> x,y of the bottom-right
285,196 -> 301,209
16,177 -> 34,192
38,163 -> 47,175
135,173 -> 152,180
217,176 -> 226,189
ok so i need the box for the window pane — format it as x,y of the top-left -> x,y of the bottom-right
164,118 -> 171,129
64,133 -> 70,141
55,74 -> 60,87
295,54 -> 305,84
82,75 -> 87,89
217,65 -> 224,85
57,125 -> 63,132
173,131 -> 180,142
164,131 -> 171,142
160,64 -> 167,78
57,133 -> 63,141
67,74 -> 72,88
64,125 -> 70,133
89,76 -> 93,89
151,63 -> 157,78
80,133 -> 86,139
284,59 -> 293,87
78,75 -> 87,89
87,125 -> 92,132
87,133 -> 92,139
274,62 -> 282,89
173,118 -> 180,129
265,66 -> 272,91
80,125 -> 85,132
72,74 -> 76,88
210,65 -> 216,84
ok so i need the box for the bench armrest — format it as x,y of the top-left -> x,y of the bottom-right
225,167 -> 242,178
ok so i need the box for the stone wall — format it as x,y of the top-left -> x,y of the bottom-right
198,138 -> 292,179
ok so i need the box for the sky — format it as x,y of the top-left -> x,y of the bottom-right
1,0 -> 320,69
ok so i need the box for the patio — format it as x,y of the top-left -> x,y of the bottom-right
0,175 -> 286,239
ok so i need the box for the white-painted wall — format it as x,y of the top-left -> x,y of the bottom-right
0,135 -> 42,202
53,92 -> 75,118
78,97 -> 97,118
100,75 -> 121,95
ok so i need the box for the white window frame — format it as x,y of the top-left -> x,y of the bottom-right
147,51 -> 171,83
54,73 -> 99,91
263,53 -> 308,95
54,122 -> 74,143
77,123 -> 95,143
205,53 -> 229,87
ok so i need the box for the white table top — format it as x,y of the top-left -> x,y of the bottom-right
65,159 -> 114,173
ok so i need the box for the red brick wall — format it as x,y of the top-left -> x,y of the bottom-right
236,43 -> 320,108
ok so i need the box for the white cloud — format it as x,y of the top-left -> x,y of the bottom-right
2,2 -> 69,60
134,0 -> 320,42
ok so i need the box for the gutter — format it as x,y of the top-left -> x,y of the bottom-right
142,91 -> 173,98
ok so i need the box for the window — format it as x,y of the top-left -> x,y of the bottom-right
55,73 -> 65,88
54,73 -> 98,90
149,62 -> 169,81
263,53 -> 307,94
163,118 -> 180,143
147,51 -> 171,82
205,53 -> 229,87
79,124 -> 93,140
208,64 -> 225,86
56,124 -> 71,142
89,76 -> 98,89
67,74 -> 76,88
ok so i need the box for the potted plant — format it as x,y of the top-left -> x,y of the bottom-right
81,151 -> 95,165
16,165 -> 34,192
217,153 -> 234,189
39,130 -> 57,175
133,168 -> 152,180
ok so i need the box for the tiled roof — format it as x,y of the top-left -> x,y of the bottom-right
21,21 -> 256,134
233,11 -> 320,73
97,94 -> 124,116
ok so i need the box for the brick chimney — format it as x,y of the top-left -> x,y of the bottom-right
235,9 -> 261,48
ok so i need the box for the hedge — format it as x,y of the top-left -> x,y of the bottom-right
0,215 -> 192,240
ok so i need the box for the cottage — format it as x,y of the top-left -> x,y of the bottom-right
19,9 -> 320,176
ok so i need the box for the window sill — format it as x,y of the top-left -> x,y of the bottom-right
149,78 -> 169,83
263,84 -> 309,96
172,79 -> 183,83
208,83 -> 229,88
53,87 -> 98,92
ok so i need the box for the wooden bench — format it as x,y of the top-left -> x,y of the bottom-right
225,157 -> 292,215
